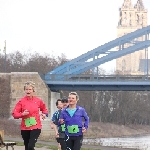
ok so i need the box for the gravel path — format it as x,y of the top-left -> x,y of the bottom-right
1,145 -> 52,150
3,136 -> 135,150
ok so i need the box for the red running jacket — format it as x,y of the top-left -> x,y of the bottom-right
12,96 -> 48,130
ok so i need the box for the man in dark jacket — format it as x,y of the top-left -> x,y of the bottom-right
52,97 -> 68,150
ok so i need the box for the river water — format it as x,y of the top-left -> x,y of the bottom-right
83,135 -> 150,150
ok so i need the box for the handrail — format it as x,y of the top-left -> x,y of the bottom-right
44,74 -> 150,81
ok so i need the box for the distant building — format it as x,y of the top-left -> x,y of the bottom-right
116,0 -> 148,75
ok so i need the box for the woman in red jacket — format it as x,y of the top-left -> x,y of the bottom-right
12,81 -> 48,150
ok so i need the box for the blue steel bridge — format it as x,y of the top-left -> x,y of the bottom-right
43,25 -> 150,91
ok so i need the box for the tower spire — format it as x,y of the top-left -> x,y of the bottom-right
122,0 -> 133,9
134,0 -> 145,11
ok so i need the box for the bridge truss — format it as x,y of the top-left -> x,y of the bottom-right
45,25 -> 150,81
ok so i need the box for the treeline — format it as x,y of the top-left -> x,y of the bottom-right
0,51 -> 68,74
63,90 -> 150,125
0,51 -> 150,125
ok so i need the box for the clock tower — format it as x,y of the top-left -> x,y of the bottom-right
116,0 -> 147,74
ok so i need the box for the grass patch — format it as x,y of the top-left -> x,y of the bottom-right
81,148 -> 101,150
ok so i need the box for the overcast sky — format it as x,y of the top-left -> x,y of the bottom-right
0,0 -> 149,73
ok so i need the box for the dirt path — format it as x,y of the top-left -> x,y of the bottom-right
1,145 -> 135,150
1,145 -> 52,150
4,136 -> 135,150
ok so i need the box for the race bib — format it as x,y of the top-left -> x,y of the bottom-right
61,124 -> 66,132
67,125 -> 79,133
24,117 -> 37,127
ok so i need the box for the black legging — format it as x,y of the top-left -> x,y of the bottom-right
21,129 -> 41,150
59,138 -> 66,150
65,135 -> 83,150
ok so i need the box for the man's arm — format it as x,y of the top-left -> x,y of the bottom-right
50,111 -> 57,129
50,121 -> 54,129
53,123 -> 59,138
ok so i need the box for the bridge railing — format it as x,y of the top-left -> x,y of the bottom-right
43,74 -> 150,82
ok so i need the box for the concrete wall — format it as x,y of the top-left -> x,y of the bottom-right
0,72 -> 60,138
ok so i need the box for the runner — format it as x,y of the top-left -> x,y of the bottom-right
52,97 -> 69,150
12,81 -> 48,150
59,92 -> 89,150
50,99 -> 63,150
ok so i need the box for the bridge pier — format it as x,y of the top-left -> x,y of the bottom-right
50,91 -> 61,118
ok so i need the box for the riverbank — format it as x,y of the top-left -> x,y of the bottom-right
85,122 -> 150,138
